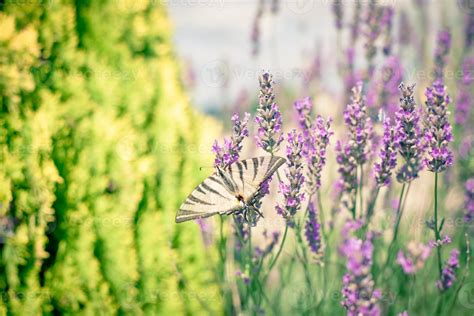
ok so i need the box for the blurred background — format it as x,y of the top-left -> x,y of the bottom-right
169,0 -> 451,112
0,0 -> 473,315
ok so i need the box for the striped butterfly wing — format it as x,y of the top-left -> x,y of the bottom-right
227,156 -> 286,202
175,174 -> 241,223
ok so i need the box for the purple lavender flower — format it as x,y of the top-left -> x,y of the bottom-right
306,116 -> 333,193
436,249 -> 460,292
381,6 -> 395,56
212,112 -> 250,169
459,134 -> 473,162
336,141 -> 358,214
340,84 -> 373,221
350,1 -> 362,45
465,13 -> 474,49
341,234 -> 381,316
364,3 -> 385,76
332,0 -> 343,30
464,178 -> 474,223
235,270 -> 250,285
251,0 -> 264,56
374,117 -> 397,186
396,241 -> 431,275
255,71 -> 284,153
395,83 -> 425,182
429,235 -> 452,248
295,97 -> 333,194
254,230 -> 280,258
294,97 -> 313,133
276,130 -> 305,224
455,57 -> 474,125
344,48 -> 361,101
433,29 -> 451,81
367,56 -> 403,117
305,202 -> 323,258
343,82 -> 373,166
341,219 -> 364,240
424,80 -> 454,173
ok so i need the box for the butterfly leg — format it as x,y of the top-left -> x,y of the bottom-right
254,208 -> 264,218
242,205 -> 263,227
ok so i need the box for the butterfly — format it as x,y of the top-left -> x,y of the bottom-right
175,156 -> 286,224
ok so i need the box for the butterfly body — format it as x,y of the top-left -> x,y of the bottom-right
175,156 -> 286,223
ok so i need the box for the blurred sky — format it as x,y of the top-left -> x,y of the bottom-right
167,0 -> 453,112
168,0 -> 340,112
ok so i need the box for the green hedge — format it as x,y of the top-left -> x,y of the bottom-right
0,1 -> 221,314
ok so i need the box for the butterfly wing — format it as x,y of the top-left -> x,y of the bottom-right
175,174 -> 241,223
227,156 -> 286,202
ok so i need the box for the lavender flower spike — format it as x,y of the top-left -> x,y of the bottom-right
336,140 -> 358,214
251,0 -> 264,56
367,56 -> 403,117
374,117 -> 397,187
305,202 -> 324,259
332,0 -> 343,30
381,6 -> 395,56
295,97 -> 333,194
436,249 -> 460,292
350,0 -> 362,44
306,116 -> 333,194
294,97 -> 313,133
424,80 -> 454,173
212,112 -> 250,168
341,234 -> 381,316
465,13 -> 474,50
276,129 -> 305,224
255,71 -> 284,154
396,241 -> 431,275
344,82 -> 373,166
433,29 -> 452,81
364,3 -> 384,76
395,83 -> 424,183
463,178 -> 474,223
455,57 -> 474,125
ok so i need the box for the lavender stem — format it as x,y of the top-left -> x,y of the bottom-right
219,216 -> 226,260
317,190 -> 327,240
352,177 -> 358,220
359,165 -> 364,216
266,223 -> 289,272
392,183 -> 407,244
381,182 -> 407,281
366,187 -> 380,224
448,234 -> 471,313
434,172 -> 443,277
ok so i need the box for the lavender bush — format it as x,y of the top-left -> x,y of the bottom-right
177,2 -> 473,316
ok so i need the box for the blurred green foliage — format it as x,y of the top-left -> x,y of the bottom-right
0,1 -> 222,314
